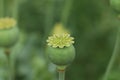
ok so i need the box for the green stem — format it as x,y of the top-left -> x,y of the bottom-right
11,0 -> 19,19
4,0 -> 19,19
103,26 -> 120,80
0,0 -> 4,17
7,55 -> 12,80
45,0 -> 55,34
5,49 -> 12,80
61,0 -> 74,25
42,0 -> 55,46
59,71 -> 65,80
4,0 -> 11,17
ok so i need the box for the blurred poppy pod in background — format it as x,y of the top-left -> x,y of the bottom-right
0,18 -> 19,48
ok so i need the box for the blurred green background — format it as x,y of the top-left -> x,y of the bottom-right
0,0 -> 120,80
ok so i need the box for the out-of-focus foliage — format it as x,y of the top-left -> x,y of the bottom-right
0,0 -> 120,80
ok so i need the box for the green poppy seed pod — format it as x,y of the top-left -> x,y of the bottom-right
0,18 -> 19,47
46,45 -> 75,66
46,29 -> 75,66
110,0 -> 120,12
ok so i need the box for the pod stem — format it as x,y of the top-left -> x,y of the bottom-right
57,66 -> 66,80
58,70 -> 65,80
102,17 -> 120,80
0,0 -> 4,17
4,48 -> 13,80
